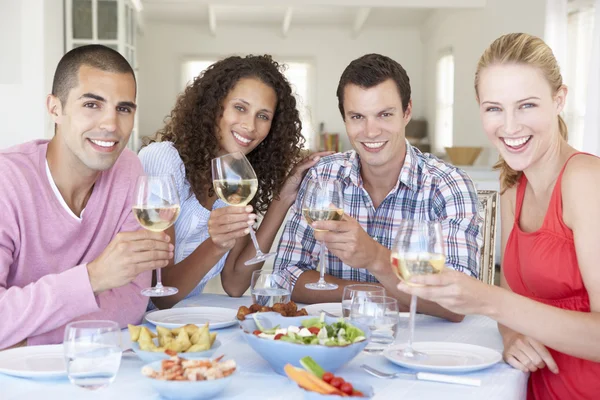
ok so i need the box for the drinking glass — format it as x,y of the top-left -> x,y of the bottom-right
212,152 -> 275,265
63,320 -> 122,390
349,295 -> 399,353
391,220 -> 445,359
342,284 -> 386,318
133,175 -> 181,297
302,179 -> 344,290
250,270 -> 292,307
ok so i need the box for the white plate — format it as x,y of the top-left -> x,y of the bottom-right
304,303 -> 343,318
0,344 -> 66,379
145,307 -> 238,330
383,342 -> 502,373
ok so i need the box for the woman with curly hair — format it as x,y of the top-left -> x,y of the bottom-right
139,55 -> 331,309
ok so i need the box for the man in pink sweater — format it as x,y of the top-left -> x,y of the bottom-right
0,45 -> 174,349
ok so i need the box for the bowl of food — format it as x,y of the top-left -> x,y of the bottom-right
239,312 -> 370,375
285,357 -> 374,399
128,324 -> 220,364
141,354 -> 236,400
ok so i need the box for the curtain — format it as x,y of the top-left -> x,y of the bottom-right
544,0 -> 568,71
581,0 -> 600,155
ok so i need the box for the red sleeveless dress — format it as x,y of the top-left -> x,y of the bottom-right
503,153 -> 600,399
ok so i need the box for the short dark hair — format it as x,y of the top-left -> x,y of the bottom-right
51,45 -> 136,106
336,53 -> 411,118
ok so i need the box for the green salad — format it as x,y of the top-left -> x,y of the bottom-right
251,313 -> 366,346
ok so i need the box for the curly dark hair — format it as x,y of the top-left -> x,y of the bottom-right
148,55 -> 304,213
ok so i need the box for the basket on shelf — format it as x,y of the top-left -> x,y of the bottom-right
444,146 -> 483,166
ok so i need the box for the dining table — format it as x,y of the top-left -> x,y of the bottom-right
1,293 -> 528,399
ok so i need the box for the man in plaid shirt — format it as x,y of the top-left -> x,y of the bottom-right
273,54 -> 481,322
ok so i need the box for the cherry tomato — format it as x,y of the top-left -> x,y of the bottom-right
307,327 -> 321,335
274,333 -> 284,340
322,372 -> 334,383
340,382 -> 354,395
330,377 -> 345,389
253,330 -> 261,336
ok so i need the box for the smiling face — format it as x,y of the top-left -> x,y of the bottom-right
216,77 -> 277,156
477,63 -> 566,172
342,79 -> 412,172
47,64 -> 137,173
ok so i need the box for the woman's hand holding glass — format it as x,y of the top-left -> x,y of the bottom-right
396,269 -> 493,316
207,205 -> 257,251
211,152 -> 275,265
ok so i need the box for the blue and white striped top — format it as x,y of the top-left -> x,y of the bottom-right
138,141 -> 228,307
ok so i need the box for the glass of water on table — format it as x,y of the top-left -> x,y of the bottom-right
251,270 -> 292,307
63,320 -> 122,390
349,295 -> 399,353
342,284 -> 386,318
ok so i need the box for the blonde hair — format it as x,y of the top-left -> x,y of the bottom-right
474,33 -> 568,193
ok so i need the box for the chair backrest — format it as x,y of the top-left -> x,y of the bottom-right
477,190 -> 498,285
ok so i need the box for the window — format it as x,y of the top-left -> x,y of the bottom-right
181,59 -> 314,149
565,3 -> 596,149
435,51 -> 454,153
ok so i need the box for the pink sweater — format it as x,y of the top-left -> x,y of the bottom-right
0,140 -> 151,348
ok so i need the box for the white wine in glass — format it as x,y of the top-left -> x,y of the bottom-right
211,152 -> 275,265
391,220 -> 445,359
133,175 -> 180,297
302,179 -> 344,290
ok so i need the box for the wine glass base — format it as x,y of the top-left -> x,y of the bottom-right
305,282 -> 338,291
401,348 -> 428,361
141,286 -> 179,297
244,251 -> 276,266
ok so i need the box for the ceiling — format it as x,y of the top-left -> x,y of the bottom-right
140,0 -> 487,34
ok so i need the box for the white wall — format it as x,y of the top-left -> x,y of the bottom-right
0,0 -> 63,149
421,0 -> 547,165
137,22 -> 424,151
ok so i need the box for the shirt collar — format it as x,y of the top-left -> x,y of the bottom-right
343,140 -> 420,192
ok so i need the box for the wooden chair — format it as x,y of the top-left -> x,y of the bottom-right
477,190 -> 499,285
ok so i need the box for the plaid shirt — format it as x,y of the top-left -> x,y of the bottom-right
273,142 -> 482,288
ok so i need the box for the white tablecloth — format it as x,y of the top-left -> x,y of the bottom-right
2,294 -> 528,400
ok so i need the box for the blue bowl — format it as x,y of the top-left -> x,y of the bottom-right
239,312 -> 370,375
142,360 -> 234,400
302,382 -> 374,399
131,339 -> 222,364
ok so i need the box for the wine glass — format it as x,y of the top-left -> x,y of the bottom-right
250,270 -> 292,307
349,295 -> 399,353
302,179 -> 344,290
133,175 -> 181,297
391,220 -> 445,359
342,284 -> 386,318
63,320 -> 122,390
211,152 -> 275,265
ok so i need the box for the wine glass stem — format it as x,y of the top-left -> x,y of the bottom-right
155,267 -> 164,289
248,225 -> 264,256
407,294 -> 417,352
318,240 -> 327,283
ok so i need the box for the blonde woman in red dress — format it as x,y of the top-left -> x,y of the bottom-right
397,33 -> 600,400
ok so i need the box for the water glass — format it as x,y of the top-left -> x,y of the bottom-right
250,270 -> 292,307
349,295 -> 399,353
342,284 -> 386,318
63,320 -> 122,390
